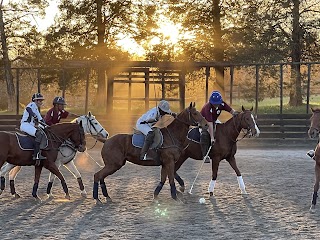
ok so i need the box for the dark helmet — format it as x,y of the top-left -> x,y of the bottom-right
209,91 -> 222,105
53,96 -> 67,105
32,93 -> 45,102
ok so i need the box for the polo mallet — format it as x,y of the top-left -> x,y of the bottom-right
188,144 -> 213,194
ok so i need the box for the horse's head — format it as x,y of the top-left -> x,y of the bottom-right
177,102 -> 208,128
237,106 -> 260,137
74,112 -> 109,142
69,121 -> 87,152
308,108 -> 320,139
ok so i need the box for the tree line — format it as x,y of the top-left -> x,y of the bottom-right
1,0 -> 319,111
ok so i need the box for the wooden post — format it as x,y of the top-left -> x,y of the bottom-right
128,70 -> 132,111
229,66 -> 234,106
280,64 -> 283,115
16,68 -> 20,115
106,71 -> 114,114
255,65 -> 259,115
179,68 -> 186,111
85,68 -> 90,114
205,67 -> 210,102
306,64 -> 311,114
145,68 -> 150,111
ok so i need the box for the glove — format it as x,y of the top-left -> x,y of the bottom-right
232,111 -> 239,116
140,121 -> 147,124
171,112 -> 177,118
39,119 -> 48,128
33,115 -> 39,122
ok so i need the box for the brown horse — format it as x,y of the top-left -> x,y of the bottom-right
93,103 -> 208,203
0,122 -> 86,200
157,106 -> 260,197
308,108 -> 320,212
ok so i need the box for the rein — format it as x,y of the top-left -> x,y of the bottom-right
230,112 -> 252,142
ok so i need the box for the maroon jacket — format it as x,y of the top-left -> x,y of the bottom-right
44,108 -> 69,126
200,101 -> 232,123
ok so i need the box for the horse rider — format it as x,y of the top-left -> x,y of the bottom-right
20,93 -> 47,161
44,96 -> 78,126
200,90 -> 239,163
136,100 -> 175,160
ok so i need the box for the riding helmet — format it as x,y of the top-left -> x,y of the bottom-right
32,93 -> 45,102
53,96 -> 67,105
158,100 -> 172,114
209,91 -> 222,105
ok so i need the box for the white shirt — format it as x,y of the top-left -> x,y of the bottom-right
21,102 -> 43,126
137,107 -> 161,127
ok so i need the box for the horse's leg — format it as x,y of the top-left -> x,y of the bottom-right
32,166 -> 43,201
44,161 -> 70,200
63,160 -> 86,197
0,163 -> 17,195
208,159 -> 220,197
310,163 -> 320,212
167,161 -> 177,201
153,167 -> 167,200
228,156 -> 247,194
174,155 -> 188,192
9,166 -> 22,198
46,161 -> 62,198
93,165 -> 120,203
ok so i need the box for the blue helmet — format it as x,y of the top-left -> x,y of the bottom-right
209,91 -> 222,105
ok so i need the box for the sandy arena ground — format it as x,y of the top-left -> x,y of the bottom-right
0,142 -> 320,240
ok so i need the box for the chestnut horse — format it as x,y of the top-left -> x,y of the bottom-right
158,106 -> 260,197
0,112 -> 107,198
308,108 -> 320,212
0,122 -> 86,200
93,103 -> 208,203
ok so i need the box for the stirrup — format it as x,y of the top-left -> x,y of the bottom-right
33,153 -> 47,161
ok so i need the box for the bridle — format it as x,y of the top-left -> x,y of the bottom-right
174,108 -> 204,127
232,111 -> 256,141
79,115 -> 106,138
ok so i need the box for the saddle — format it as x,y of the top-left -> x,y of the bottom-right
132,128 -> 163,149
15,129 -> 48,151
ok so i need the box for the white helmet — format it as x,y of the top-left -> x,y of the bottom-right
158,100 -> 172,114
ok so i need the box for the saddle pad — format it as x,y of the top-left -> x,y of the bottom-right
187,127 -> 201,143
15,131 -> 48,151
132,130 -> 163,149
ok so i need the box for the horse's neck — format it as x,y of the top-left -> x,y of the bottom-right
165,119 -> 190,144
220,116 -> 242,140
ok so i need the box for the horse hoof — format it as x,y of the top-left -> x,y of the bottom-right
106,197 -> 112,203
33,196 -> 42,202
209,192 -> 214,197
65,194 -> 71,200
80,191 -> 87,198
310,205 -> 316,213
95,199 -> 103,205
13,193 -> 21,199
179,186 -> 185,193
0,190 -> 3,195
241,191 -> 248,195
47,194 -> 54,199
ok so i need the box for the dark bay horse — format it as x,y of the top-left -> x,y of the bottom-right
308,108 -> 320,212
93,102 -> 208,203
0,112 -> 107,198
158,106 -> 260,197
0,122 -> 86,200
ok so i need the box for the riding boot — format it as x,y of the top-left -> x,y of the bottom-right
33,130 -> 46,161
140,131 -> 155,160
200,129 -> 211,163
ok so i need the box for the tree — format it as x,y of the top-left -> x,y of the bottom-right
0,0 -> 47,111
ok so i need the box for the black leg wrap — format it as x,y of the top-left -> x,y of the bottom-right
47,182 -> 53,194
0,176 -> 5,190
93,182 -> 99,199
32,183 -> 39,197
10,180 -> 15,195
154,182 -> 164,196
100,180 -> 109,198
170,183 -> 177,200
174,173 -> 184,187
77,177 -> 85,191
61,181 -> 68,194
312,192 -> 318,205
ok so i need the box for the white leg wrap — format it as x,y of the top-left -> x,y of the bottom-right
208,179 -> 216,193
237,176 -> 247,193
